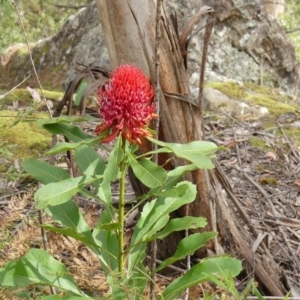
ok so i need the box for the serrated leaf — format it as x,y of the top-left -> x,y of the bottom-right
22,158 -> 70,184
93,212 -> 119,275
146,164 -> 198,198
104,135 -> 123,182
131,182 -> 196,246
0,249 -> 86,296
38,122 -> 92,142
161,164 -> 197,191
95,222 -> 121,230
46,138 -> 99,155
35,176 -> 96,209
155,232 -> 216,273
159,256 -> 242,300
128,181 -> 196,273
42,225 -> 101,250
44,201 -> 116,268
45,200 -> 90,233
128,153 -> 167,188
148,137 -> 218,169
75,145 -> 105,176
148,216 -> 207,241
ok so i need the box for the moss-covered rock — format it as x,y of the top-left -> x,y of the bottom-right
0,89 -> 64,109
0,110 -> 51,172
206,81 -> 299,117
205,81 -> 300,152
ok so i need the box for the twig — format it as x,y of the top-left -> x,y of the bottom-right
221,109 -> 247,127
233,130 -> 242,167
178,6 -> 213,56
47,3 -> 87,10
147,256 -> 186,274
150,1 -> 163,299
286,27 -> 300,34
198,9 -> 215,112
278,124 -> 300,163
0,75 -> 31,99
12,1 -> 53,118
242,171 -> 300,270
10,202 -> 35,236
12,1 -> 55,294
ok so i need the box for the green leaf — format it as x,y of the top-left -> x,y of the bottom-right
74,80 -> 88,105
0,249 -> 87,297
128,153 -> 167,188
128,182 -> 196,273
95,222 -> 121,230
45,200 -> 90,233
1,0 -> 12,17
35,176 -> 96,209
42,225 -> 101,249
22,158 -> 70,184
155,232 -> 216,273
159,256 -> 242,300
93,209 -> 119,275
40,296 -> 92,300
44,201 -> 116,268
160,164 -> 197,192
111,270 -> 147,300
38,116 -> 96,125
146,164 -> 198,199
75,145 -> 105,176
148,137 -> 218,169
96,178 -> 113,205
131,182 -> 196,246
38,122 -> 92,142
148,216 -> 207,241
46,138 -> 99,155
104,135 -> 123,182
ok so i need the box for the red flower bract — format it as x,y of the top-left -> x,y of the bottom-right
95,65 -> 156,144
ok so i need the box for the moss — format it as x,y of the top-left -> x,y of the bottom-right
259,177 -> 278,186
206,81 -> 247,99
0,89 -> 31,106
248,136 -> 269,151
205,81 -> 298,117
280,128 -> 300,147
17,47 -> 29,56
0,110 -> 51,170
254,164 -> 265,172
0,88 -> 63,107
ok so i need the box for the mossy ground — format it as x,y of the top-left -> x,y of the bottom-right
206,81 -> 300,150
206,81 -> 299,117
0,88 -> 63,107
0,110 -> 51,172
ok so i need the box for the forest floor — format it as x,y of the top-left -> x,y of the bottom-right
1,99 -> 300,299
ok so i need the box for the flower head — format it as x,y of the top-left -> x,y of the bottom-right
95,65 -> 156,144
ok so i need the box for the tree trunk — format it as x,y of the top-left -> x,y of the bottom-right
95,0 -> 287,296
95,0 -> 212,251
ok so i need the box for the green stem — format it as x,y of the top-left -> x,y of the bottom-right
118,147 -> 127,273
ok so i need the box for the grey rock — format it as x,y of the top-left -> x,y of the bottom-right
203,87 -> 269,117
0,0 -> 299,98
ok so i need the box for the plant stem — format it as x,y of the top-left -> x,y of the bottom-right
118,152 -> 127,272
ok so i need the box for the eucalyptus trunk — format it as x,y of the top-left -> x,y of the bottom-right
95,0 -> 212,255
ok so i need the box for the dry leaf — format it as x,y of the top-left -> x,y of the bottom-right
294,180 -> 300,187
265,151 -> 277,160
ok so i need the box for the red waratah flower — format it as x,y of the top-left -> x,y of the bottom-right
95,64 -> 157,144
